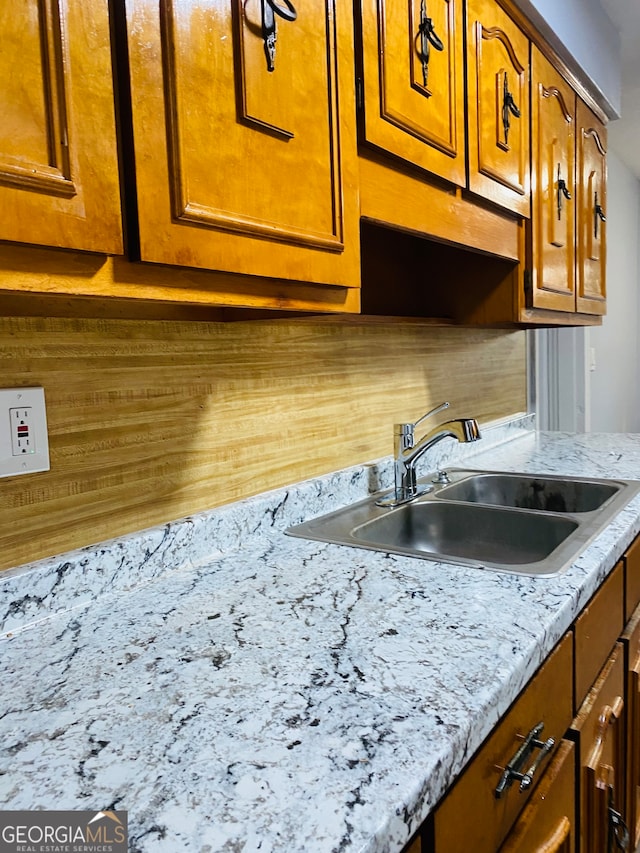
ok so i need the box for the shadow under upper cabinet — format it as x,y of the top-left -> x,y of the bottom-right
359,221 -> 519,323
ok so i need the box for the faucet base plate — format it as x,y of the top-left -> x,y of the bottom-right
375,483 -> 433,508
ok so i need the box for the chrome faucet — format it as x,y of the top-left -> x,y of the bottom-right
377,402 -> 481,507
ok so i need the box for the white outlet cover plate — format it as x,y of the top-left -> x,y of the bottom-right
0,387 -> 50,478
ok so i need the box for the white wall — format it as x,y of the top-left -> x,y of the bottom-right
587,151 -> 640,431
513,0 -> 621,116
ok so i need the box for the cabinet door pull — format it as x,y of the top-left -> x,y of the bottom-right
261,0 -> 297,72
594,190 -> 606,239
608,785 -> 630,851
494,721 -> 555,799
502,73 -> 520,145
556,164 -> 572,221
416,0 -> 444,89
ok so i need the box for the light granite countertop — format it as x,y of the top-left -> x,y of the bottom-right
3,417 -> 640,853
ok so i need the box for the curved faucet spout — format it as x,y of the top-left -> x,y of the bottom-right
403,418 -> 481,467
377,415 -> 481,507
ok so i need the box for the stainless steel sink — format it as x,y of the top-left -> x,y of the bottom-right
353,502 -> 579,567
436,473 -> 619,513
286,469 -> 640,576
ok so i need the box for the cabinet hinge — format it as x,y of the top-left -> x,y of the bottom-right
356,77 -> 364,111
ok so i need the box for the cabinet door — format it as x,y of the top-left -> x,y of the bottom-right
125,0 -> 360,288
622,604 -> 640,850
573,561 -> 624,713
576,99 -> 607,315
499,740 -> 576,853
434,633 -> 573,853
0,0 -> 122,254
625,536 -> 640,624
570,644 -> 627,853
466,0 -> 530,216
358,0 -> 465,186
529,48 -> 576,312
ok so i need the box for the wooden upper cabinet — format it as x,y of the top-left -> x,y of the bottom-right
576,100 -> 607,315
529,47 -> 577,313
466,0 -> 530,217
124,0 -> 360,288
357,0 -> 466,186
0,0 -> 123,254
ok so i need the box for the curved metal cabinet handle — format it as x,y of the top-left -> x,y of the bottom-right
594,190 -> 606,239
556,164 -> 572,221
495,721 -> 555,799
608,783 -> 630,851
261,0 -> 297,72
502,73 -> 520,145
609,806 -> 630,851
416,0 -> 444,89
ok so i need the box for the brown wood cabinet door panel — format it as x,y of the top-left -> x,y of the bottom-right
529,48 -> 576,312
466,0 -> 530,216
499,739 -> 576,853
1,0 -> 71,194
625,537 -> 640,622
571,644 -> 626,853
434,633 -> 573,853
629,649 -> 640,850
126,0 -> 360,287
574,561 -> 624,712
576,99 -> 607,315
359,0 -> 465,186
621,602 -> 640,850
0,0 -> 122,253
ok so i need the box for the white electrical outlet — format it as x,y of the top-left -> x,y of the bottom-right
0,388 -> 50,478
10,406 -> 35,455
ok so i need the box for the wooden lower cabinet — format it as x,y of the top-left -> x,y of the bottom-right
569,644 -> 627,853
431,633 -> 573,853
499,740 -> 576,853
621,603 -> 640,850
625,537 -> 640,623
419,542 -> 640,853
573,561 -> 624,713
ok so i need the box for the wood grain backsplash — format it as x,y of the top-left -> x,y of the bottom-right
0,316 -> 526,571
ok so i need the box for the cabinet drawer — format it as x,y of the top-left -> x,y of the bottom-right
574,561 -> 623,712
625,537 -> 640,622
433,632 -> 573,853
499,739 -> 576,853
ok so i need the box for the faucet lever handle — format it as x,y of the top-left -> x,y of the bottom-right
413,401 -> 450,429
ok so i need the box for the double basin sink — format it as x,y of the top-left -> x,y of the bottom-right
287,470 -> 640,576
